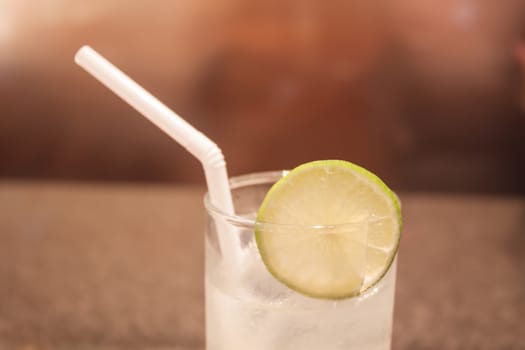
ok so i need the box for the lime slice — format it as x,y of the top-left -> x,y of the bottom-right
255,160 -> 402,299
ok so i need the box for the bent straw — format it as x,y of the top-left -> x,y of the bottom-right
75,45 -> 239,267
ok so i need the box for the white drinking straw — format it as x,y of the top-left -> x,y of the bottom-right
74,45 -> 239,267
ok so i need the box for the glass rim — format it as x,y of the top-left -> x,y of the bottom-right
203,170 -> 285,228
203,170 -> 374,231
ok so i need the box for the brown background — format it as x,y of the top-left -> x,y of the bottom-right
1,0 -> 524,193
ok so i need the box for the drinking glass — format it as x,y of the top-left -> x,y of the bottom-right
204,171 -> 397,350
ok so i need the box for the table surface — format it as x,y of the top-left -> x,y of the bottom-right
0,181 -> 524,350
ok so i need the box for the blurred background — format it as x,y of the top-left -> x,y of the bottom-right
1,0 -> 524,194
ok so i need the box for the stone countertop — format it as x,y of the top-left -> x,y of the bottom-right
0,182 -> 524,349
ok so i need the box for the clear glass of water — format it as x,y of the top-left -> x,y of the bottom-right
204,171 -> 398,350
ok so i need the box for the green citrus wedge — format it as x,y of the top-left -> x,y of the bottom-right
255,160 -> 402,299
